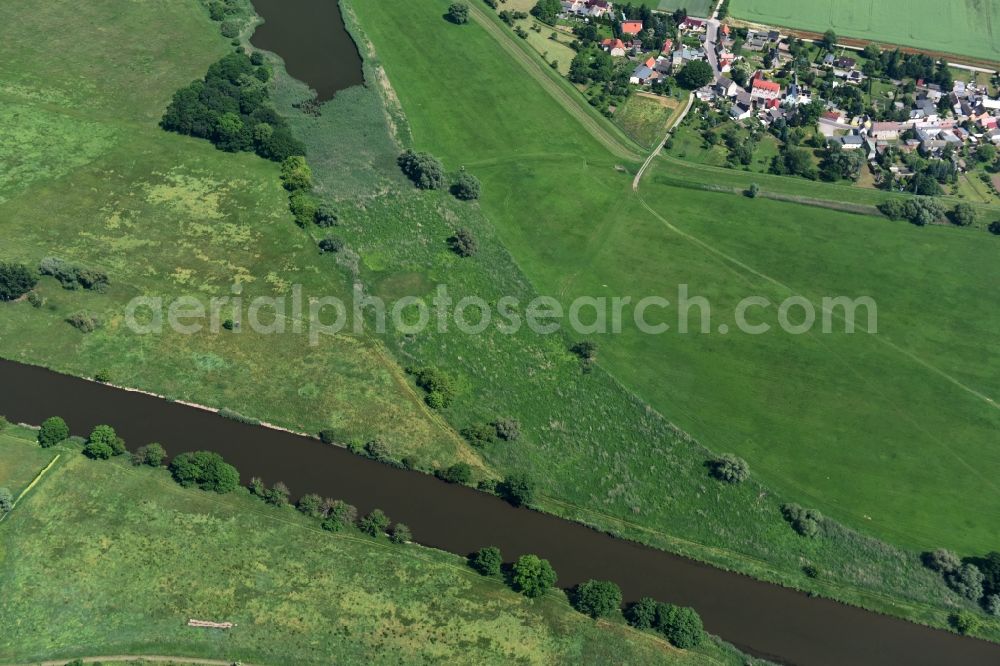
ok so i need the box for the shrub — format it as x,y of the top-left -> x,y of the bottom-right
986,594 -> 1000,616
220,19 -> 240,38
945,563 -> 984,600
318,429 -> 337,444
781,503 -> 823,537
314,205 -> 338,227
389,522 -> 412,544
746,183 -> 760,198
412,367 -> 457,407
289,191 -> 321,226
85,424 -> 126,457
66,311 -> 100,333
500,472 -> 535,507
318,236 -> 344,253
461,422 -> 497,446
321,500 -> 357,531
989,220 -> 1000,235
625,597 -> 659,629
451,171 -> 482,200
295,493 -> 323,517
570,340 -> 597,361
0,487 -> 13,513
512,554 -> 557,598
470,546 -> 503,577
949,202 -> 977,227
38,416 -> 70,448
280,155 -> 313,191
923,548 -> 961,573
950,611 -> 981,635
572,579 -> 622,618
132,442 -> 167,467
364,438 -> 391,461
94,369 -> 112,383
802,564 -> 819,579
358,508 -> 391,537
169,451 -> 240,493
656,603 -> 705,648
710,454 -> 750,483
438,462 -> 473,484
218,408 -> 259,425
397,150 -> 445,189
0,262 -> 37,301
264,481 -> 291,507
448,227 -> 479,257
446,2 -> 470,24
27,291 -> 43,308
493,418 -> 521,442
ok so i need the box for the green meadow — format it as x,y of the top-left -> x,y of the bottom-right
0,432 -> 747,665
728,0 -> 1000,62
0,0 -> 474,471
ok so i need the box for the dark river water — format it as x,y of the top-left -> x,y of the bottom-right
1,358 -> 998,665
249,0 -> 364,100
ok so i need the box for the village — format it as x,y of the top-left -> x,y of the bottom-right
555,0 -> 1000,190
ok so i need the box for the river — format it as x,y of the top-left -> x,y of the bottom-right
1,358 -> 998,665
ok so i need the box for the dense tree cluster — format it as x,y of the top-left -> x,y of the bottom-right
132,442 -> 167,467
169,450 -> 240,493
530,0 -> 560,23
877,198 -> 944,226
781,503 -> 824,538
39,257 -> 108,291
411,366 -> 457,408
398,150 -> 446,189
500,472 -> 535,507
625,597 -> 705,648
0,262 -> 37,302
676,61 -> 713,90
83,424 -> 126,459
161,52 -> 304,162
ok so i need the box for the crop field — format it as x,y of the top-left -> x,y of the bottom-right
728,0 -> 1000,62
0,433 -> 743,665
0,0 -> 472,470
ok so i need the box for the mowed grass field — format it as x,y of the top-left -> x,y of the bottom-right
0,433 -> 744,666
351,0 -> 1000,561
0,0 -> 474,470
728,0 -> 1000,62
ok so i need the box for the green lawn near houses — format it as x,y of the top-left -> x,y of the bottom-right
728,0 -> 1000,62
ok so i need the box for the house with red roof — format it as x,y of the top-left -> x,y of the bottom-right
621,20 -> 643,36
750,76 -> 781,101
661,38 -> 673,54
681,17 -> 707,31
601,38 -> 626,57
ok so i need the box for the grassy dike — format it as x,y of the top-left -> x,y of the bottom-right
0,427 -> 753,666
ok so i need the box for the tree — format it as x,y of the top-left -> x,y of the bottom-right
781,503 -> 823,537
512,554 -> 557,597
169,451 -> 240,493
451,170 -> 482,200
0,262 -> 37,302
0,487 -> 12,513
820,29 -> 837,51
389,522 -> 412,543
986,594 -> 1000,617
132,442 -> 167,467
446,2 -> 470,24
971,551 -> 1000,596
945,563 -> 985,600
264,481 -> 291,507
318,236 -> 344,253
448,227 -> 479,257
500,472 -> 535,507
676,60 -> 713,89
321,500 -> 357,531
439,462 -> 473,484
398,150 -> 445,189
84,424 -> 125,459
746,182 -> 760,198
297,493 -> 324,517
470,546 -> 503,576
314,205 -> 338,227
977,143 -> 997,163
358,508 -> 391,536
950,611 -> 981,635
38,416 -> 69,448
493,418 -> 521,442
656,604 -> 705,648
991,221 -> 1000,236
531,0 -> 561,23
280,155 -> 313,191
949,203 -> 977,227
572,579 -> 622,618
710,454 -> 750,483
570,340 -> 597,361
625,597 -> 659,629
923,548 -> 961,573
